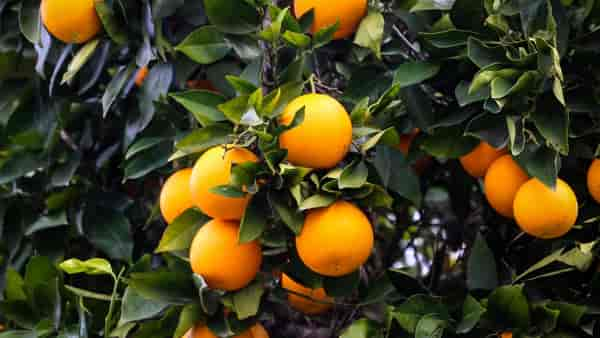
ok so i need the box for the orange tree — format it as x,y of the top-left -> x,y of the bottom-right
2,0 -> 600,337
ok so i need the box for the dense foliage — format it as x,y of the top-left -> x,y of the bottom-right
2,0 -> 600,337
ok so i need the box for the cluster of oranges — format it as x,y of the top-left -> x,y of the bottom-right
158,92 -> 375,330
458,141 -> 600,239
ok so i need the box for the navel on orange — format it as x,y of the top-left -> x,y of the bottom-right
41,0 -> 102,44
484,155 -> 529,218
159,168 -> 194,224
460,141 -> 506,178
296,200 -> 373,277
189,219 -> 262,291
190,146 -> 259,220
279,94 -> 352,169
281,273 -> 332,315
294,0 -> 367,39
513,178 -> 578,239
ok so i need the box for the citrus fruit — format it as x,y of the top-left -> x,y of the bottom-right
188,323 -> 268,338
159,168 -> 194,224
281,273 -> 332,315
189,219 -> 262,291
398,129 -> 420,155
190,146 -> 259,220
296,200 -> 373,276
41,0 -> 102,44
500,333 -> 512,338
587,159 -> 600,204
513,178 -> 578,239
187,79 -> 218,92
460,141 -> 506,178
484,155 -> 529,218
279,94 -> 352,169
294,0 -> 367,39
135,66 -> 149,87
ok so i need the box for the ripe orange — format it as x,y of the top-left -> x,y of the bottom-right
398,129 -> 420,155
135,66 -> 149,87
500,333 -> 512,338
281,273 -> 332,315
294,0 -> 367,39
187,79 -> 218,93
189,219 -> 262,291
296,200 -> 373,276
513,178 -> 578,239
159,169 -> 194,224
484,155 -> 529,218
279,94 -> 352,169
587,159 -> 600,204
188,323 -> 269,338
190,146 -> 259,220
460,142 -> 506,178
41,0 -> 102,44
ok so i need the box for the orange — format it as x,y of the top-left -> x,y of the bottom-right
294,0 -> 367,39
484,155 -> 529,218
398,129 -> 420,155
189,219 -> 262,291
190,146 -> 259,220
159,169 -> 194,224
500,333 -> 512,338
187,79 -> 218,93
460,142 -> 506,178
587,159 -> 600,204
513,178 -> 578,239
135,66 -> 149,87
281,273 -> 332,315
296,200 -> 373,276
279,94 -> 352,169
188,323 -> 268,338
41,0 -> 102,44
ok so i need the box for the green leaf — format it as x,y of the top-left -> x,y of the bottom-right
391,295 -> 451,334
119,287 -> 169,325
467,37 -> 508,68
0,153 -> 42,184
123,142 -> 172,181
393,61 -> 440,87
299,194 -> 336,211
173,304 -> 203,338
25,212 -> 68,236
313,21 -> 340,48
176,26 -> 232,64
420,127 -> 479,158
18,0 -> 40,44
340,319 -> 380,338
323,271 -> 360,298
175,124 -> 233,155
239,197 -> 267,243
456,295 -> 486,333
467,233 -> 498,290
411,0 -> 454,11
192,274 -> 221,315
373,145 -> 421,206
282,31 -> 311,48
420,29 -> 474,48
84,207 -> 133,261
415,314 -> 446,338
488,285 -> 531,329
59,258 -> 113,276
269,191 -> 304,235
95,1 -> 128,45
64,285 -> 114,301
455,81 -> 490,107
209,185 -> 246,198
531,93 -> 569,155
339,161 -> 369,189
203,0 -> 260,34
226,75 -> 259,96
61,39 -> 100,85
218,95 -> 250,124
354,10 -> 385,59
0,331 -> 36,338
515,144 -> 559,189
547,302 -> 586,327
125,137 -> 166,160
170,90 -> 227,126
128,270 -> 195,305
232,281 -> 264,320
102,64 -> 136,117
4,268 -> 27,301
155,209 -> 209,253
360,127 -> 400,153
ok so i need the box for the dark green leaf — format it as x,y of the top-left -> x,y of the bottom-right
393,62 -> 440,87
170,90 -> 227,126
156,209 -> 209,253
239,197 -> 267,243
25,212 -> 68,236
232,281 -> 264,320
467,233 -> 498,291
488,285 -> 531,329
83,207 -> 133,261
456,295 -> 486,333
176,26 -> 232,64
19,0 -> 40,44
118,287 -> 169,325
203,0 -> 260,34
174,124 -> 232,155
373,145 -> 421,206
